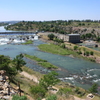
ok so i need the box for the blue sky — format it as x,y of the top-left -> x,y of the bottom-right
0,0 -> 100,21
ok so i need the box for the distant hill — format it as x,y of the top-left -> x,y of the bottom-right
0,21 -> 21,26
5,20 -> 100,41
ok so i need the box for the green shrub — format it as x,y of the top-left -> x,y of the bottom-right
90,51 -> 94,55
85,51 -> 89,56
77,51 -> 82,55
89,83 -> 98,93
48,34 -> 55,40
46,94 -> 57,100
74,46 -> 78,50
58,88 -> 72,95
61,43 -> 66,48
89,58 -> 95,62
30,85 -> 46,99
74,87 -> 79,93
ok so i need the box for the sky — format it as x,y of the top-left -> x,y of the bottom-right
0,0 -> 100,21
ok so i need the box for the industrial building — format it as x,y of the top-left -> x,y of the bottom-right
57,34 -> 80,43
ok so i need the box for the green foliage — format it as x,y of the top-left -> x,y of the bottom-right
88,58 -> 95,62
24,54 -> 58,69
96,37 -> 100,42
74,87 -> 85,97
85,51 -> 89,56
39,71 -> 60,90
13,54 -> 26,71
90,51 -> 94,55
38,44 -> 70,55
0,55 -> 10,70
60,43 -> 66,48
12,95 -> 27,100
5,20 -> 100,35
30,71 -> 59,99
30,85 -> 46,99
24,54 -> 47,62
75,87 -> 79,93
89,83 -> 98,93
74,46 -> 78,50
58,88 -> 72,95
48,34 -> 55,40
46,94 -> 57,100
22,40 -> 33,45
0,55 -> 17,79
77,51 -> 82,55
54,38 -> 64,43
38,62 -> 58,69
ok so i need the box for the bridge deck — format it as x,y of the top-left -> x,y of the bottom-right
0,32 -> 35,34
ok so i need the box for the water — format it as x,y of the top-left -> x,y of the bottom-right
0,26 -> 13,32
1,26 -> 100,91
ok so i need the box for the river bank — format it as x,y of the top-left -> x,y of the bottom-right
38,32 -> 100,64
19,66 -> 100,100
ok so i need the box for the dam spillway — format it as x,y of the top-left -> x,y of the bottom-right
0,32 -> 36,35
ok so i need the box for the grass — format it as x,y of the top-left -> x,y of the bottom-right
22,40 -> 33,45
24,54 -> 58,69
38,43 -> 100,63
38,43 -> 70,55
22,66 -> 42,79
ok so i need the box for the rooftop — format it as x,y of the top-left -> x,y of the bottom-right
68,34 -> 80,36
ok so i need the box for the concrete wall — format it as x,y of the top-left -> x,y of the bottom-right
57,34 -> 80,43
68,35 -> 80,43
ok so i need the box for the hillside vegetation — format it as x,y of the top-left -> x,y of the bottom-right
5,20 -> 100,32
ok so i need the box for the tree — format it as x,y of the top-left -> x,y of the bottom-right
89,83 -> 98,93
48,34 -> 55,40
0,55 -> 17,79
12,54 -> 26,72
39,71 -> 60,90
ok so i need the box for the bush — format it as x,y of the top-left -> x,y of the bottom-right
61,43 -> 66,48
74,46 -> 78,50
77,51 -> 82,55
48,34 -> 55,40
90,51 -> 94,55
85,51 -> 89,56
74,87 -> 79,93
46,94 -> 57,100
58,88 -> 72,95
89,83 -> 98,93
30,85 -> 46,99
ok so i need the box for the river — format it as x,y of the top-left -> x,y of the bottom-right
0,26 -> 100,91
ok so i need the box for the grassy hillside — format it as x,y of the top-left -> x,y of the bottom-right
5,20 -> 100,34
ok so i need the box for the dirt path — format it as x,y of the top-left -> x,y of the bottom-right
20,71 -> 39,83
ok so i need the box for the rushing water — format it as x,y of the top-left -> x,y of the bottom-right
1,26 -> 100,91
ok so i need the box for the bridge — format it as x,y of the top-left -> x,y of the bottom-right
0,32 -> 37,35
